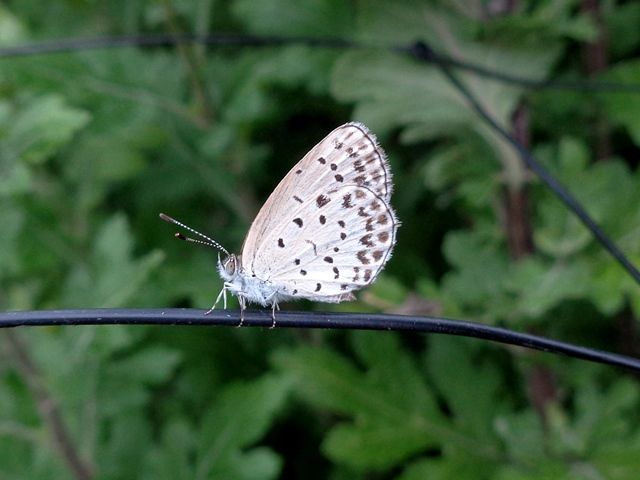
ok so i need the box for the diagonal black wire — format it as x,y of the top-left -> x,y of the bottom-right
392,43 -> 640,93
409,41 -> 640,286
1,33 -> 639,93
1,308 -> 639,372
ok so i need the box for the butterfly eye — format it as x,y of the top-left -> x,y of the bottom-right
223,255 -> 237,276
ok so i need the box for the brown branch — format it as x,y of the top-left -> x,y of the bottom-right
505,104 -> 535,259
581,0 -> 611,160
509,104 -> 558,426
3,331 -> 94,480
580,0 -> 638,373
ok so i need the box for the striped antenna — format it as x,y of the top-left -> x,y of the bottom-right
159,213 -> 229,256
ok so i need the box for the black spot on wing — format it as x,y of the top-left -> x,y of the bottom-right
316,195 -> 330,207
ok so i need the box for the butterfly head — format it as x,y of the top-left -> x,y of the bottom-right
218,252 -> 239,281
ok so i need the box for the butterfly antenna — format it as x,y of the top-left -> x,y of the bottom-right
159,213 -> 230,255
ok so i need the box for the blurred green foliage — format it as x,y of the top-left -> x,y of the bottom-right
1,0 -> 640,478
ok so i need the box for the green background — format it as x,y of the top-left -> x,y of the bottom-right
1,1 -> 640,478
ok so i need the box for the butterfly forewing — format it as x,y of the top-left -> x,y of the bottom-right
241,122 -> 397,299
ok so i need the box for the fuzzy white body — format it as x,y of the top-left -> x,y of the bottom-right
217,254 -> 349,312
218,256 -> 293,308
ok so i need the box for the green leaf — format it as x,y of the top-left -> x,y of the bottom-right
441,230 -> 511,318
0,202 -> 24,275
143,375 -> 288,480
426,337 -> 503,440
332,2 -> 561,192
273,333 -> 446,471
0,95 -> 87,196
484,2 -> 597,42
194,374 -> 290,480
605,2 -> 640,58
100,411 -> 153,479
61,213 -> 164,308
0,4 -> 26,45
107,346 -> 181,386
143,419 -> 195,480
233,0 -> 354,37
601,60 -> 640,146
506,257 -> 591,318
1,94 -> 90,164
494,409 -> 546,467
332,50 -> 473,136
530,136 -> 640,316
535,137 -> 638,257
354,0 -> 475,47
323,423 -> 432,471
495,370 -> 640,478
399,457 -> 495,480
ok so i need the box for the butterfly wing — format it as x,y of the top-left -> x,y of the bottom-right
240,122 -> 397,300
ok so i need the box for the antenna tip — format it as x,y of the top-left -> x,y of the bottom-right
175,233 -> 187,241
159,213 -> 171,222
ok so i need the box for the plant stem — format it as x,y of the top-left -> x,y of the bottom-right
3,331 -> 94,480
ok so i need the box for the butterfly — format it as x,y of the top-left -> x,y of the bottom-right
161,122 -> 398,326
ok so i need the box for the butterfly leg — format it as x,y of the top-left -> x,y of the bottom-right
222,283 -> 230,309
236,295 -> 246,328
205,284 -> 228,315
264,290 -> 280,328
269,301 -> 280,329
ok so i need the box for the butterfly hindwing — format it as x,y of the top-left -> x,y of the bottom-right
268,185 -> 397,300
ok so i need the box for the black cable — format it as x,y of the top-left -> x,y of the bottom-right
410,41 -> 640,286
1,308 -> 638,372
0,33 -> 358,57
1,33 -> 638,94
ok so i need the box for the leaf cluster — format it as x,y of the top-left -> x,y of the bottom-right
1,0 -> 640,478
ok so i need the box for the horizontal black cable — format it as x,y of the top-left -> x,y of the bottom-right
0,33 -> 358,57
1,308 -> 639,372
0,308 -> 640,373
0,33 -> 638,94
410,41 -> 640,286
